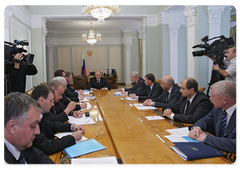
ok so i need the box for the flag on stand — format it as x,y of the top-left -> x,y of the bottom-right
81,49 -> 86,76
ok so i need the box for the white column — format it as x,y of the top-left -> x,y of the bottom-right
4,7 -> 12,41
139,17 -> 147,77
124,37 -> 132,86
42,17 -> 48,82
184,6 -> 197,78
168,24 -> 180,83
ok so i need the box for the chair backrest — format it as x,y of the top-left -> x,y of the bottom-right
73,76 -> 88,90
155,79 -> 161,84
198,87 -> 206,93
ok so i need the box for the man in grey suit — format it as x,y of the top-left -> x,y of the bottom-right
143,75 -> 180,109
119,71 -> 146,94
189,80 -> 236,153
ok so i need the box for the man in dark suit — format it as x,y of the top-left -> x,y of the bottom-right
31,84 -> 85,155
88,70 -> 111,90
163,78 -> 213,124
119,71 -> 146,94
129,73 -> 163,100
44,80 -> 81,123
4,92 -> 54,164
143,75 -> 180,109
189,80 -> 236,153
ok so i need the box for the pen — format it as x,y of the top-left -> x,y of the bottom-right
137,117 -> 143,122
156,134 -> 165,143
93,130 -> 98,137
67,97 -> 71,102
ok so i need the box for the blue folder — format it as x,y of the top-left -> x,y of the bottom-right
171,142 -> 225,160
64,139 -> 106,158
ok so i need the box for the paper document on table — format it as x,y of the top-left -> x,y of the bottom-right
145,116 -> 164,120
125,97 -> 138,100
81,97 -> 90,102
54,132 -> 88,143
82,90 -> 92,95
68,114 -> 95,125
86,96 -> 96,100
114,92 -> 124,96
164,134 -> 188,143
80,102 -> 92,111
166,127 -> 189,136
71,156 -> 118,164
133,103 -> 157,110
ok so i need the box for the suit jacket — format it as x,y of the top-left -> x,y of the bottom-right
4,144 -> 54,164
167,92 -> 213,124
65,83 -> 79,101
43,107 -> 69,123
135,82 -> 163,100
88,77 -> 111,90
125,77 -> 146,94
194,108 -> 236,153
33,117 -> 75,155
152,84 -> 181,109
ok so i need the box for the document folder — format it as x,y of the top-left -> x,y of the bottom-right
171,142 -> 225,160
64,139 -> 106,158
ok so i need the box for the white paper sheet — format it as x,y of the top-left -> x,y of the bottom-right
80,102 -> 92,111
145,116 -> 164,120
125,97 -> 138,100
133,103 -> 157,110
68,114 -> 95,125
164,134 -> 188,143
54,132 -> 88,143
71,156 -> 118,164
166,127 -> 189,136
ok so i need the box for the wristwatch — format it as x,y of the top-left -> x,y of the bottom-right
216,67 -> 219,71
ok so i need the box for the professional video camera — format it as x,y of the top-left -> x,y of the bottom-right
4,39 -> 35,65
192,35 -> 235,97
192,35 -> 234,68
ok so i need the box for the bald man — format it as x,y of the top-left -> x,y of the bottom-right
143,76 -> 181,109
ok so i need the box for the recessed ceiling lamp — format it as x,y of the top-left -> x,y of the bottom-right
82,22 -> 101,46
82,5 -> 121,24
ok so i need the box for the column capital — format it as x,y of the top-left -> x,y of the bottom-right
184,5 -> 197,27
208,6 -> 225,24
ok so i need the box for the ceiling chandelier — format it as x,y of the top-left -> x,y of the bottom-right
82,5 -> 121,24
82,22 -> 101,46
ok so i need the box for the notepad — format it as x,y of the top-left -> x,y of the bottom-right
64,139 -> 106,158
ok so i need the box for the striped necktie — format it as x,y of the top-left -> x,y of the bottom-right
18,151 -> 26,164
219,110 -> 227,137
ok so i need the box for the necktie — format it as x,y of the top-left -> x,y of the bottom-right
148,88 -> 152,97
97,79 -> 100,84
165,92 -> 169,103
18,151 -> 26,164
219,110 -> 227,137
183,100 -> 190,115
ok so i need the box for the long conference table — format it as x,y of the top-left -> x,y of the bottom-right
49,90 -> 232,164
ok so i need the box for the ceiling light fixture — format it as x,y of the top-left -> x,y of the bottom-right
82,22 -> 101,46
82,5 -> 121,24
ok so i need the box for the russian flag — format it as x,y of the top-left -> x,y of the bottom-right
81,49 -> 86,76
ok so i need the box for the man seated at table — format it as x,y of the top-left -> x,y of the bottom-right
53,76 -> 86,113
44,80 -> 82,123
143,75 -> 181,109
31,84 -> 85,155
4,92 -> 54,164
64,71 -> 84,101
129,73 -> 163,100
188,80 -> 236,153
54,69 -> 65,77
88,70 -> 111,90
163,77 -> 213,124
119,71 -> 146,95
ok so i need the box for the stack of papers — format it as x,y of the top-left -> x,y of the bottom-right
86,96 -> 96,100
64,139 -> 106,158
125,97 -> 138,100
71,156 -> 118,164
164,127 -> 199,143
54,132 -> 88,143
133,103 -> 157,110
114,92 -> 124,96
145,116 -> 164,120
68,114 -> 102,125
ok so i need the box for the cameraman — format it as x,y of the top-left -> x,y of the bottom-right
209,47 -> 236,83
5,53 -> 38,93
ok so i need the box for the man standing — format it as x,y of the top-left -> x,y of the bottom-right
163,78 -> 213,124
211,47 -> 236,82
119,71 -> 146,94
143,75 -> 180,109
129,73 -> 163,100
4,92 -> 54,164
189,80 -> 236,153
88,70 -> 111,90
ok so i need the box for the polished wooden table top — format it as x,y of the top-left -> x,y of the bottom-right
94,90 -> 230,164
50,90 -> 231,164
